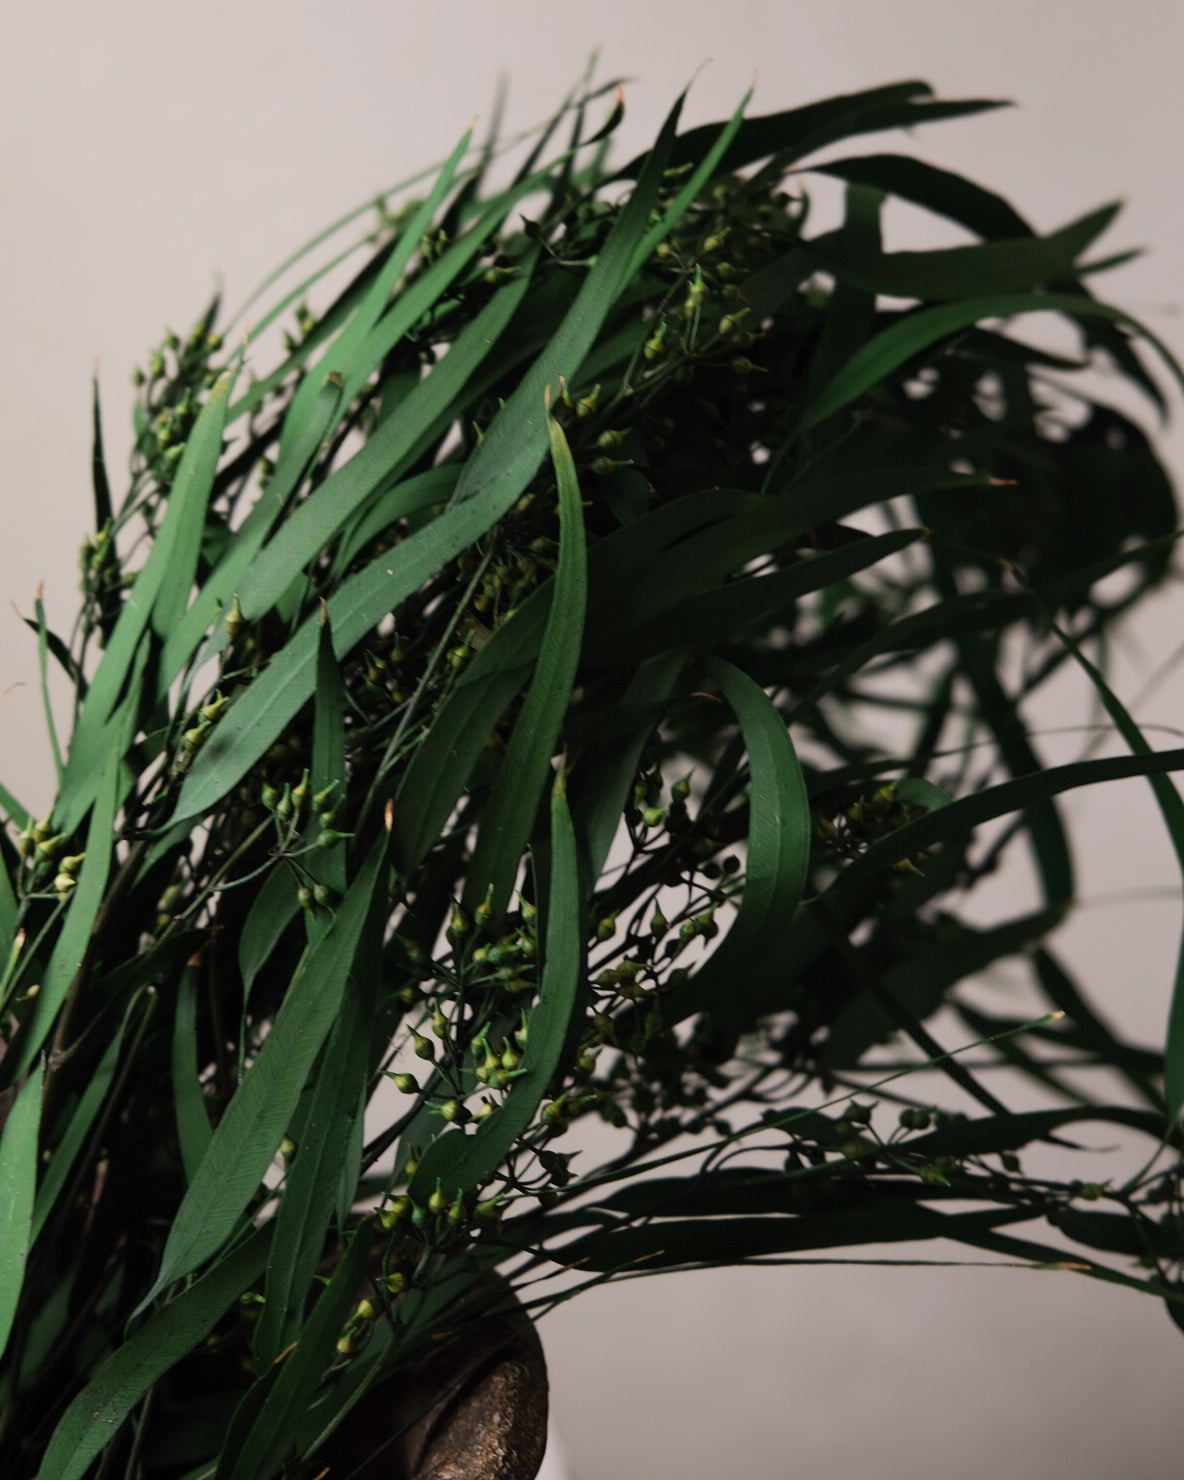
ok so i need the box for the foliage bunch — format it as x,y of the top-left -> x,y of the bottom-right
2,73 -> 1184,1478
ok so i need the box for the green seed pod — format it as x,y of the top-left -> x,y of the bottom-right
224,596 -> 245,639
379,1195 -> 411,1230
475,1196 -> 503,1225
389,1072 -> 419,1094
59,853 -> 85,876
53,873 -> 77,897
595,913 -> 618,942
412,1033 -> 435,1061
317,827 -> 353,848
274,783 -> 294,823
297,885 -> 315,912
428,1179 -> 449,1215
313,782 -> 339,815
261,782 -> 279,812
383,1270 -> 407,1294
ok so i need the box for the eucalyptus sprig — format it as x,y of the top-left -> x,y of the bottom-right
2,70 -> 1183,1480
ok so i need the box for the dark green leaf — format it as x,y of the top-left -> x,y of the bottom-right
616,83 -> 1009,179
30,997 -> 140,1245
806,152 -> 1030,239
173,964 -> 212,1185
461,411 -> 587,921
90,375 -> 113,532
253,942 -> 379,1367
1043,619 -> 1184,1120
556,1204 -> 1037,1272
33,588 -> 64,784
409,772 -> 582,1203
240,262 -> 536,622
612,528 -> 925,663
141,838 -> 387,1304
226,1223 -> 375,1480
38,1226 -> 271,1480
0,1062 -> 42,1356
806,201 -> 1120,300
676,658 -> 810,1032
798,291 -> 1184,432
16,649 -> 147,1075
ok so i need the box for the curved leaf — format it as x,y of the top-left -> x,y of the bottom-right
409,771 -> 582,1203
677,657 -> 810,1031
798,290 -> 1184,432
461,411 -> 587,921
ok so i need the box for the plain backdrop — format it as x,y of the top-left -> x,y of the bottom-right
3,3 -> 1183,1476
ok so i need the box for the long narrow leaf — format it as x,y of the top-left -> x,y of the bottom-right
225,1223 -> 375,1480
173,96 -> 683,826
798,291 -> 1184,432
676,657 -> 811,1033
141,837 -> 387,1304
1045,620 -> 1184,1120
409,771 -> 582,1202
461,410 -> 587,921
16,644 -> 147,1075
38,1227 -> 271,1480
0,1063 -> 42,1357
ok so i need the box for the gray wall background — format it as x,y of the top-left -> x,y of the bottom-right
3,3 -> 1182,1475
